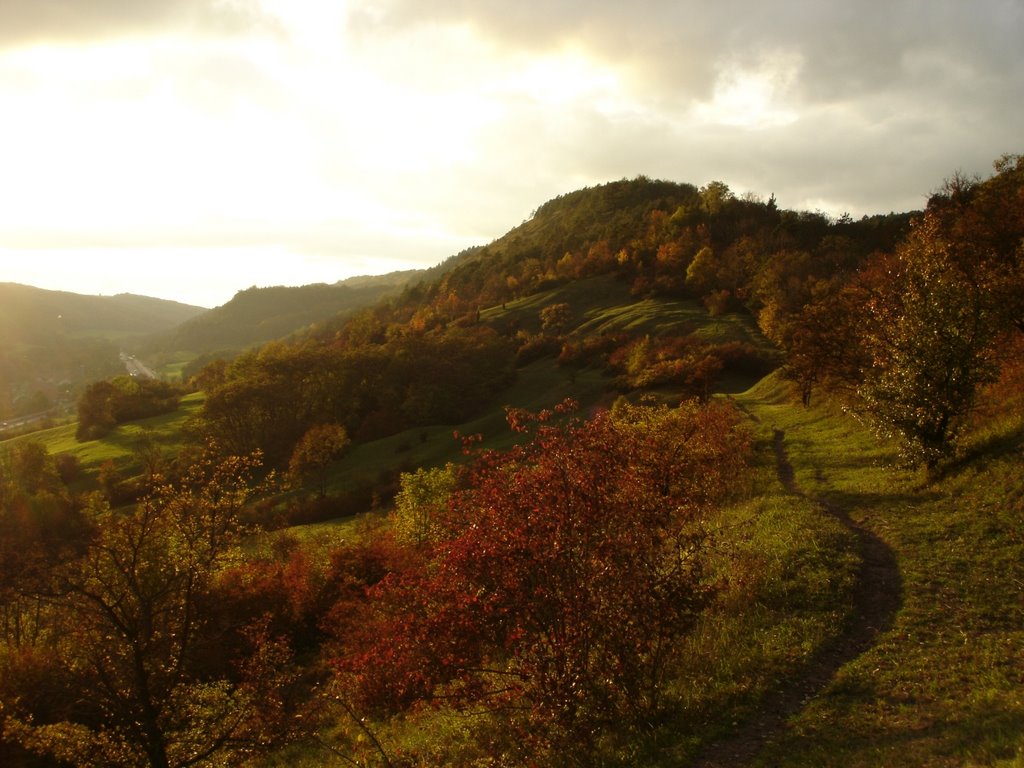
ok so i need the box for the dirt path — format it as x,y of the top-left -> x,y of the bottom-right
691,429 -> 902,767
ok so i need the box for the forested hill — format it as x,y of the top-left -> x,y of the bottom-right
0,283 -> 204,341
372,176 -> 915,330
149,270 -> 421,356
184,175 -> 921,471
5,158 -> 1024,768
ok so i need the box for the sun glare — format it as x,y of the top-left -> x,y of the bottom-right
506,50 -> 622,106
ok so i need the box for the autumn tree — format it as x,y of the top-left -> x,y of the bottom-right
853,157 -> 1024,469
392,464 -> 457,547
75,379 -> 117,440
926,154 -> 1024,331
858,212 -> 1003,467
0,441 -> 92,651
539,302 -> 572,335
774,279 -> 868,406
339,399 -> 750,762
288,423 -> 351,498
76,377 -> 179,442
5,448 -> 294,768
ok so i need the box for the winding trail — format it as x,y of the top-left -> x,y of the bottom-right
692,429 -> 902,767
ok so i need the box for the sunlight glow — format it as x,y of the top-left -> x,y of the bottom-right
505,50 -> 622,106
695,54 -> 801,129
0,246 -> 424,308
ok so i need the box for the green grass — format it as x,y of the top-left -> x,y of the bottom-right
315,285 -> 773,501
576,296 -> 767,347
315,359 -> 612,497
293,373 -> 865,766
479,274 -> 633,334
479,274 -> 772,351
730,375 -> 1024,768
628,485 -> 861,765
2,391 -> 205,482
155,352 -> 196,381
17,331 -> 1019,767
245,511 -> 384,563
263,369 -> 1024,766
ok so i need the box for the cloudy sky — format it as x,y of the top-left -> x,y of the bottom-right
0,0 -> 1021,307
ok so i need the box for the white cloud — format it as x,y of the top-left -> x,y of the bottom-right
0,0 -> 1021,305
693,52 -> 802,129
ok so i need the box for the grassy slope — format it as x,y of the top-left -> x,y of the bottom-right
481,274 -> 771,350
271,373 -> 864,767
318,359 -> 611,498
323,277 -> 772,497
732,376 -> 1024,767
21,276 -> 768,505
10,274 -> 1022,766
1,391 -> 205,487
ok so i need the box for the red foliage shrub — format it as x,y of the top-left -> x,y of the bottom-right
332,399 -> 751,756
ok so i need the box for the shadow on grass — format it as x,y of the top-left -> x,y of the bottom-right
692,429 -> 905,768
818,488 -> 943,513
931,420 -> 1024,484
762,693 -> 1024,767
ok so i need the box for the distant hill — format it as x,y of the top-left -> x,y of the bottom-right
0,283 -> 205,342
150,270 -> 421,356
0,283 -> 206,419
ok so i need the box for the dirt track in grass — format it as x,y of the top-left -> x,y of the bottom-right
691,429 -> 902,767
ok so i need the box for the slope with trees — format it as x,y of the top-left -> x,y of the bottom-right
149,272 -> 421,365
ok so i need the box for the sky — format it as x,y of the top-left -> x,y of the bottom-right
0,1 -> 1021,308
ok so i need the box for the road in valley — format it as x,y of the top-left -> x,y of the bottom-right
1,355 -> 160,439
120,353 -> 159,380
0,408 -> 62,437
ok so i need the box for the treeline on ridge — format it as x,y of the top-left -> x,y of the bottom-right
177,174 -> 914,477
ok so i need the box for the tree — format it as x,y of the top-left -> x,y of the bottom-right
927,154 -> 1024,332
858,212 -> 1003,468
76,377 -> 180,442
776,279 -> 868,406
0,442 -> 92,655
6,449 -> 293,768
685,246 -> 717,294
339,400 -> 751,761
699,180 -> 734,215
287,424 -> 350,498
75,380 -> 118,441
539,302 -> 572,335
392,464 -> 457,547
134,430 -> 170,485
196,372 -> 294,462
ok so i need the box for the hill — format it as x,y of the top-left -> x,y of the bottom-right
0,283 -> 204,341
148,270 -> 421,360
178,176 -> 915,479
3,159 -> 1021,767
